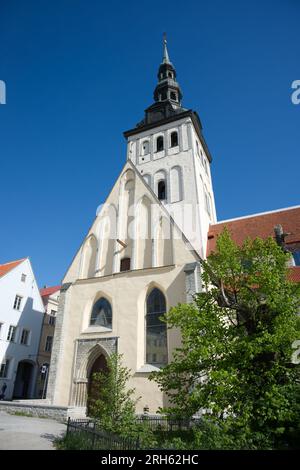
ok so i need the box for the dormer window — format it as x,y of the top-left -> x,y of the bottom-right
170,131 -> 178,147
156,136 -> 164,152
158,180 -> 166,200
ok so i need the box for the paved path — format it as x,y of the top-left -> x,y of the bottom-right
0,411 -> 66,450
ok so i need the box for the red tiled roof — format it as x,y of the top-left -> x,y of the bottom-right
40,285 -> 61,297
207,207 -> 300,283
289,267 -> 300,283
0,258 -> 26,278
207,207 -> 300,255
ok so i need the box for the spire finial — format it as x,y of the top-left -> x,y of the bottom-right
162,32 -> 171,64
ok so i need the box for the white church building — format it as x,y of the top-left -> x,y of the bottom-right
46,37 -> 217,415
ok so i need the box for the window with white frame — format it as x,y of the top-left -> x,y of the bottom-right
45,336 -> 53,352
20,328 -> 30,345
205,189 -> 211,216
200,149 -> 204,166
0,359 -> 10,378
21,273 -> 26,283
204,158 -> 208,175
7,325 -> 16,342
13,295 -> 22,310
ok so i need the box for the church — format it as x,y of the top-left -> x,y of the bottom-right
46,38 -> 300,416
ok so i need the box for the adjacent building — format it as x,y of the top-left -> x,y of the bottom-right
35,285 -> 61,398
0,258 -> 44,400
207,206 -> 300,282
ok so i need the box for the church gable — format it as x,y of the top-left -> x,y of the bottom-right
63,161 -> 199,284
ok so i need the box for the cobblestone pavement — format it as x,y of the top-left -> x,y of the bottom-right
0,411 -> 66,450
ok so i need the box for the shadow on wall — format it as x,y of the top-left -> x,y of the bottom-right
0,297 -> 44,400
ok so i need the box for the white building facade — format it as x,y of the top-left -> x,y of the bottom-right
0,258 -> 45,400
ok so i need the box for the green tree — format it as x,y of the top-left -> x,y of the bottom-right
89,353 -> 139,435
150,229 -> 300,449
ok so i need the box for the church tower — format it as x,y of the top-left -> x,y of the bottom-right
124,35 -> 217,258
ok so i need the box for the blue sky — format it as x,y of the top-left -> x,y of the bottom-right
0,0 -> 299,287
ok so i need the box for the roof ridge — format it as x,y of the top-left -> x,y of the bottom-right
0,257 -> 26,267
215,205 -> 300,225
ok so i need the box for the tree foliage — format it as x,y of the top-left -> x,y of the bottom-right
88,353 -> 139,435
150,229 -> 300,448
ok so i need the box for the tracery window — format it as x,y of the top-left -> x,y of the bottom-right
90,297 -> 112,329
146,288 -> 167,366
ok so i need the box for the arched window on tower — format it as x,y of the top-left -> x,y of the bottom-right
90,297 -> 112,329
142,140 -> 150,155
170,92 -> 177,101
156,136 -> 164,152
170,131 -> 178,147
146,288 -> 168,366
158,180 -> 166,201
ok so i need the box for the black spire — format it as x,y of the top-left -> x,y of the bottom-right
153,33 -> 183,106
131,34 -> 186,128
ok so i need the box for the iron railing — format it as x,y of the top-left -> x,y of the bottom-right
66,418 -> 140,450
136,415 -> 201,432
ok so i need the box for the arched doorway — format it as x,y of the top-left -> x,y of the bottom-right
13,361 -> 34,399
87,354 -> 108,416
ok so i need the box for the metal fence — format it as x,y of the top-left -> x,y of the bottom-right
66,416 -> 201,450
136,415 -> 201,432
66,418 -> 140,450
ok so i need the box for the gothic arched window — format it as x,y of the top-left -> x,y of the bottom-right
146,288 -> 167,366
156,136 -> 164,152
158,180 -> 166,201
90,297 -> 112,329
170,131 -> 178,147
